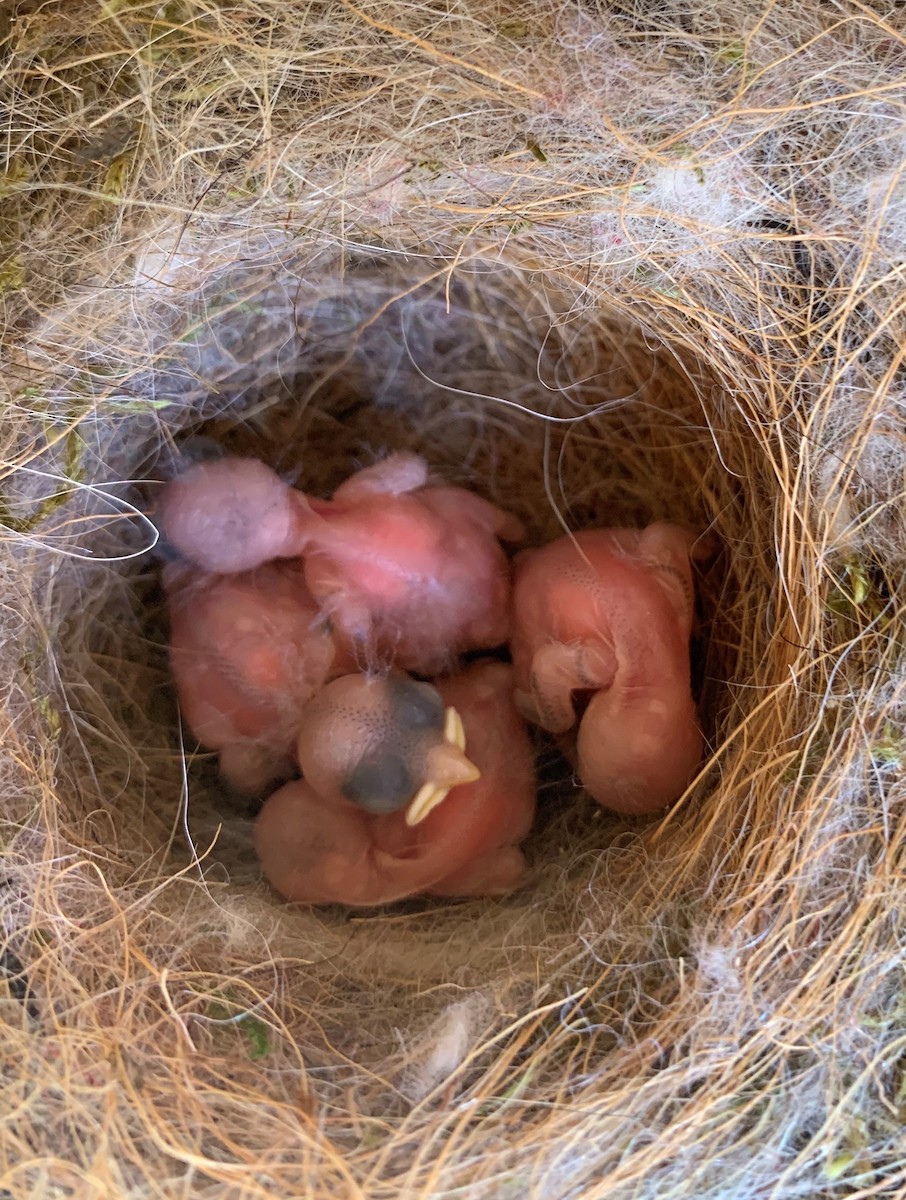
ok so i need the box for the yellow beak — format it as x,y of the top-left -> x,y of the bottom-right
405,706 -> 481,826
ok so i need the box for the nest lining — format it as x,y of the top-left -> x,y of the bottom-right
0,245 -> 875,1197
2,1 -> 906,1197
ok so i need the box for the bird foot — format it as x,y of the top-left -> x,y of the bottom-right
523,639 -> 617,734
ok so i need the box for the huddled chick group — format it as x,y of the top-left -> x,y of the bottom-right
158,446 -> 706,907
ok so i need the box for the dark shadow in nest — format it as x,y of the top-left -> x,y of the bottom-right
126,254 -> 730,904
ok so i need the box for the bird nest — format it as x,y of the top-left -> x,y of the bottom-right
2,1 -> 906,1197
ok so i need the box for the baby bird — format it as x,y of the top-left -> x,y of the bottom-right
157,447 -> 523,673
164,559 -> 352,795
292,452 -> 525,675
510,523 -> 705,815
253,661 -> 537,906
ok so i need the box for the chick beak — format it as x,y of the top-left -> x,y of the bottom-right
405,706 -> 481,826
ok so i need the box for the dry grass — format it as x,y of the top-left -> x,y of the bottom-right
2,0 -> 906,1196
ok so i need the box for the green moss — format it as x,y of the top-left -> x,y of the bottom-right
101,150 -> 135,201
109,397 -> 175,413
715,41 -> 747,66
477,1062 -> 536,1114
871,722 -> 905,769
498,20 -> 530,40
0,256 -> 25,294
0,159 -> 31,198
0,426 -> 86,536
205,990 -> 273,1061
824,1117 -> 872,1181
34,694 -> 62,738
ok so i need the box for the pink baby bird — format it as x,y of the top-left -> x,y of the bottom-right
157,448 -> 524,675
253,661 -> 537,906
510,523 -> 706,815
291,452 -> 525,675
165,559 -> 353,795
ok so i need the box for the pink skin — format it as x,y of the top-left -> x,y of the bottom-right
157,449 -> 523,674
156,456 -> 306,575
293,453 -> 525,675
510,524 -> 706,815
253,662 -> 537,906
164,559 -> 353,794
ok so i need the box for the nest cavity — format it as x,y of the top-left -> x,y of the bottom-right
2,1 -> 906,1197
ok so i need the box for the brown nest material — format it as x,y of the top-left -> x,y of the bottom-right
1,1 -> 905,1196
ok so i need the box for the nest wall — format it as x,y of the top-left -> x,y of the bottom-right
1,1 -> 906,1197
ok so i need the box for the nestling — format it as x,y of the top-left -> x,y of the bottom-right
292,452 -> 525,674
164,559 -> 352,795
253,661 -> 537,905
510,523 -> 706,815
